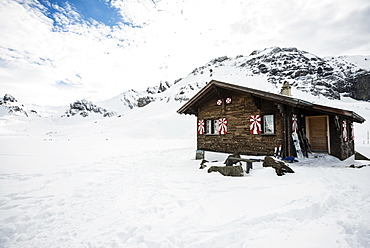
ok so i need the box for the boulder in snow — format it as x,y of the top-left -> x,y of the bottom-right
263,156 -> 295,176
208,165 -> 244,177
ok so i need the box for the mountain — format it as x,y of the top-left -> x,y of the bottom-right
0,94 -> 38,117
1,47 -> 370,119
185,46 -> 370,100
99,47 -> 370,113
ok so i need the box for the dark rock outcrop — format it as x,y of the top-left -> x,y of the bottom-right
208,165 -> 244,177
346,72 -> 370,101
263,156 -> 295,176
188,47 -> 370,101
0,94 -> 28,116
64,99 -> 116,117
137,96 -> 155,107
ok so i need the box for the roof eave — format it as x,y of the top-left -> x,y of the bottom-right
177,80 -> 366,123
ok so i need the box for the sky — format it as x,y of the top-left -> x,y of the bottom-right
0,0 -> 370,106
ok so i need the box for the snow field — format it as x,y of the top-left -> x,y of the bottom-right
1,134 -> 370,248
1,87 -> 370,247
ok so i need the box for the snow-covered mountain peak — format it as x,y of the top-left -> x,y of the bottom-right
63,99 -> 116,118
95,46 -> 370,117
0,94 -> 38,117
1,47 -> 369,119
185,46 -> 370,100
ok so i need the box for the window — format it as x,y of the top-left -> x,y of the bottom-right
263,115 -> 275,134
205,119 -> 219,135
201,118 -> 227,135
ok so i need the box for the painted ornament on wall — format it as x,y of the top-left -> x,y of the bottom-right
342,120 -> 348,141
250,115 -> 261,134
216,99 -> 223,106
218,118 -> 228,134
225,97 -> 232,104
292,114 -> 298,133
198,120 -> 205,134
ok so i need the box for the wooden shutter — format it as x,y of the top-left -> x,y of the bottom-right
250,115 -> 261,134
197,120 -> 205,134
218,118 -> 227,134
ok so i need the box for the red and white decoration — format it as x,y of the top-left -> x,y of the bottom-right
351,122 -> 355,141
218,118 -> 228,134
216,99 -> 223,106
197,120 -> 205,135
225,97 -> 232,104
250,115 -> 261,134
342,120 -> 348,141
292,114 -> 298,133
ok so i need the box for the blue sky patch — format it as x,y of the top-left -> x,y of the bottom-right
40,0 -> 124,27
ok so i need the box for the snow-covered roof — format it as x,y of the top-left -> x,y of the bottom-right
177,80 -> 366,123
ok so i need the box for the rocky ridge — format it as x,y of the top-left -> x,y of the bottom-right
111,47 -> 369,112
1,47 -> 369,118
0,94 -> 37,117
63,99 -> 116,117
190,47 -> 370,100
104,79 -> 206,112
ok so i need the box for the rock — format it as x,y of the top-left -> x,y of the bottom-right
349,164 -> 368,168
64,100 -> 116,117
199,159 -> 209,169
224,152 -> 241,166
209,56 -> 230,64
347,72 -> 370,101
80,111 -> 88,117
208,165 -> 244,177
158,81 -> 171,92
137,96 -> 155,107
263,156 -> 295,176
0,94 -> 28,116
147,81 -> 172,94
3,94 -> 17,103
146,86 -> 159,94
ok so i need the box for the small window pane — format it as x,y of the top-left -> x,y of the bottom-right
206,120 -> 212,134
213,119 -> 219,134
263,115 -> 274,134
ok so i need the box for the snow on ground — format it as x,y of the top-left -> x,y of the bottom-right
1,97 -> 370,247
1,135 -> 370,248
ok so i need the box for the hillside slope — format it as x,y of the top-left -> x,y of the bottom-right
97,47 -> 370,114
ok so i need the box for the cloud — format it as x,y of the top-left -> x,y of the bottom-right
0,0 -> 139,105
272,0 -> 370,56
0,0 -> 369,105
110,0 -> 156,27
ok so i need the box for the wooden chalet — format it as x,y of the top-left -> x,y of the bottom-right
177,80 -> 366,160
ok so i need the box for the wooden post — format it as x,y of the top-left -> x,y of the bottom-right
277,103 -> 289,158
286,107 -> 293,157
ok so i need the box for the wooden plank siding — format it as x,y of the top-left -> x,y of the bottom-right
328,116 -> 355,160
197,91 -> 284,156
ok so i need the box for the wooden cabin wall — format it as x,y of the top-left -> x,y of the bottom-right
197,91 -> 284,156
329,117 -> 355,160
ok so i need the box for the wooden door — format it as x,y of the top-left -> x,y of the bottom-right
306,116 -> 329,152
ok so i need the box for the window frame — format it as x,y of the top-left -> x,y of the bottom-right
262,114 -> 275,135
205,119 -> 219,135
